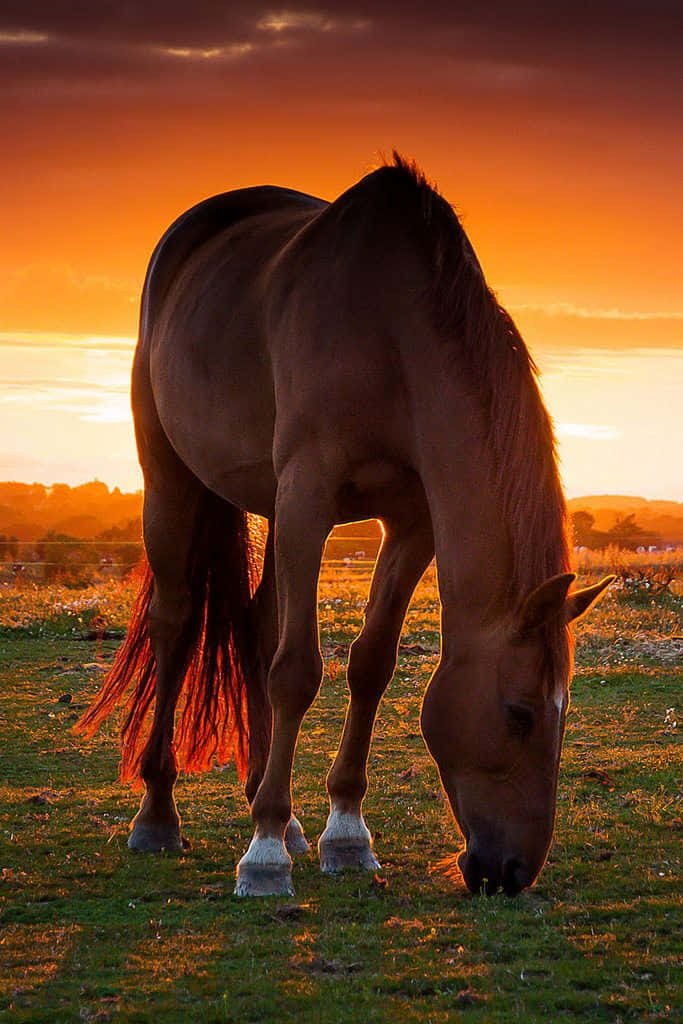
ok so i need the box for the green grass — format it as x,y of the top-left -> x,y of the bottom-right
0,570 -> 680,1022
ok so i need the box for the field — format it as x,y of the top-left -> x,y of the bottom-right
0,559 -> 680,1023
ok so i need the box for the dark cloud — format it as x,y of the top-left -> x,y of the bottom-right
1,1 -> 681,91
1,1 -> 682,46
0,3 -> 372,52
0,5 -> 377,102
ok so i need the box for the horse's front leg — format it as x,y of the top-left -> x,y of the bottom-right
320,518 -> 434,873
235,470 -> 330,896
244,523 -> 311,857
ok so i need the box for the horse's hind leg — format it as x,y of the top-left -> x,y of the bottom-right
244,524 -> 310,857
319,516 -> 433,873
128,481 -> 202,852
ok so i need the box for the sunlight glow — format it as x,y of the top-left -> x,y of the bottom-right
0,336 -> 680,499
537,347 -> 682,500
80,395 -> 131,424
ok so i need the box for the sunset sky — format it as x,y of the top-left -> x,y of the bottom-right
1,2 -> 681,498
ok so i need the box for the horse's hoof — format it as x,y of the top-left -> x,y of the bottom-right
127,821 -> 184,853
318,808 -> 380,874
285,815 -> 311,857
234,835 -> 294,897
319,839 -> 381,874
234,863 -> 295,897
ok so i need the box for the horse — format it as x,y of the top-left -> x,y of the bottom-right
76,154 -> 613,897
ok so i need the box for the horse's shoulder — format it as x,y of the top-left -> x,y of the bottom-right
324,164 -> 430,216
309,165 -> 447,258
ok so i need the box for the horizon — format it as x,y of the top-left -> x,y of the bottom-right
1,474 -> 681,507
2,330 -> 681,501
1,3 -> 681,499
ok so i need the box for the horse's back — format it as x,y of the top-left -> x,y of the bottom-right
140,187 -> 323,337
135,186 -> 326,512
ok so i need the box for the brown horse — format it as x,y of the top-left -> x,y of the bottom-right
77,154 -> 612,897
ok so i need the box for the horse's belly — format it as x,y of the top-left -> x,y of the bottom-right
151,335 -> 277,516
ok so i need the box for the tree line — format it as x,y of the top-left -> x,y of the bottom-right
571,511 -> 660,550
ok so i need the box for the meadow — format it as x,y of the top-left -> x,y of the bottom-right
0,556 -> 680,1022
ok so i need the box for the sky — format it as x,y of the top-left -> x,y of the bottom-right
1,2 -> 681,498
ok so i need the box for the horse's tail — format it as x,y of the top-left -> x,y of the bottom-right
75,495 -> 266,789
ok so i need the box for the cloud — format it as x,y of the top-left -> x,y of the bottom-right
0,2 -> 679,96
155,42 -> 255,61
0,6 -> 379,101
556,422 -> 621,441
509,302 -> 683,352
509,302 -> 683,322
0,332 -> 135,352
0,30 -> 48,44
256,10 -> 370,34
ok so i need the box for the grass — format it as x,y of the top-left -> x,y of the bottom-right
0,566 -> 680,1022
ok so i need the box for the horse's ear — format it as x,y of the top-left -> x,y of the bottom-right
518,573 -> 576,635
564,575 -> 615,623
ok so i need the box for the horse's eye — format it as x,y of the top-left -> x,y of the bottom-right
505,703 -> 535,738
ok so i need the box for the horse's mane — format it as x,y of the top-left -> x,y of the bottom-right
381,153 -> 572,681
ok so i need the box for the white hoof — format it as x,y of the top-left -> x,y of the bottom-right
318,807 -> 381,874
234,835 -> 294,897
285,815 -> 311,856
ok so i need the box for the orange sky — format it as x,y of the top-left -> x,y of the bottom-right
1,3 -> 681,496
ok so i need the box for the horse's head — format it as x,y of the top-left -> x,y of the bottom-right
421,573 -> 613,895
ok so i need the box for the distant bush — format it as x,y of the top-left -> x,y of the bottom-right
574,544 -> 681,599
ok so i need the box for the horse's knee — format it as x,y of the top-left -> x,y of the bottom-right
268,645 -> 323,716
148,588 -> 193,647
245,770 -> 261,806
347,634 -> 396,701
141,739 -> 177,789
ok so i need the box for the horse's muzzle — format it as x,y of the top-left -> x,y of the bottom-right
458,848 -> 532,896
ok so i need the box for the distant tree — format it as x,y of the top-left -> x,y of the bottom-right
570,510 -> 612,549
75,480 -> 109,499
96,519 -> 142,542
48,483 -> 73,521
96,519 -> 143,571
49,483 -> 71,502
35,530 -> 90,581
606,514 -> 658,550
571,510 -> 596,547
0,534 -> 19,560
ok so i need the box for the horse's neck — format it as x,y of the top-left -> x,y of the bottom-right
428,460 -> 511,635
411,368 -> 512,641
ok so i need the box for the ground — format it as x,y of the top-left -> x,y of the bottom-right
0,563 -> 680,1023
